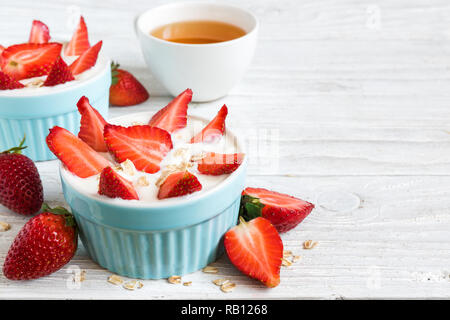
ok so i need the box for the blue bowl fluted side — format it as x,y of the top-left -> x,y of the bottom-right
60,157 -> 247,279
0,60 -> 111,161
73,198 -> 240,279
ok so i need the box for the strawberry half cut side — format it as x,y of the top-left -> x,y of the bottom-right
197,152 -> 244,175
43,56 -> 75,86
77,96 -> 108,152
157,171 -> 202,199
224,217 -> 283,288
46,126 -> 111,178
190,104 -> 228,143
240,187 -> 315,233
98,166 -> 139,200
69,40 -> 102,76
29,20 -> 50,44
1,42 -> 62,80
104,124 -> 173,174
148,88 -> 192,133
64,16 -> 90,56
0,71 -> 24,90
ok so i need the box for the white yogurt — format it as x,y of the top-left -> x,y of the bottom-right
62,115 -> 243,204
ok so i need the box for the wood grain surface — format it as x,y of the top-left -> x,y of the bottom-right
0,0 -> 450,299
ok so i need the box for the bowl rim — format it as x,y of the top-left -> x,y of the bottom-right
0,55 -> 110,98
135,1 -> 259,48
60,112 -> 247,209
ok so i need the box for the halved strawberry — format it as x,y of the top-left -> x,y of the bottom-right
157,171 -> 202,199
64,16 -> 90,56
98,166 -> 138,200
46,126 -> 111,178
104,124 -> 173,174
69,40 -> 102,75
224,217 -> 283,288
148,89 -> 192,133
197,152 -> 244,175
190,104 -> 228,143
1,43 -> 62,80
77,96 -> 108,152
29,20 -> 50,44
240,187 -> 315,233
0,71 -> 25,90
43,56 -> 74,86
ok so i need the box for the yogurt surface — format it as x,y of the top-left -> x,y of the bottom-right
62,113 -> 243,205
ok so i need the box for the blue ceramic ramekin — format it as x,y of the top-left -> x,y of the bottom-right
0,57 -> 110,161
60,116 -> 247,279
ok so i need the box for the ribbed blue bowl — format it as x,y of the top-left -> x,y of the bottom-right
0,57 -> 111,161
60,119 -> 247,279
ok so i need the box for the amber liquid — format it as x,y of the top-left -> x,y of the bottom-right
150,20 -> 246,44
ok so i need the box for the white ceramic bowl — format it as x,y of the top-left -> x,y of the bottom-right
135,1 -> 258,102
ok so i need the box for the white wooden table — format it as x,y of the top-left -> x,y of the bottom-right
1,0 -> 450,299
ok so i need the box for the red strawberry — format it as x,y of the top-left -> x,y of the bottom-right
197,152 -> 244,175
28,20 -> 50,44
77,96 -> 108,152
109,62 -> 150,107
46,126 -> 111,178
148,88 -> 191,132
3,204 -> 77,280
1,42 -> 62,80
64,16 -> 90,56
224,217 -> 283,288
157,171 -> 202,199
0,71 -> 25,90
240,187 -> 315,233
0,137 -> 43,215
104,124 -> 172,174
190,105 -> 228,143
69,40 -> 101,76
43,56 -> 74,86
0,44 -> 5,66
98,166 -> 139,200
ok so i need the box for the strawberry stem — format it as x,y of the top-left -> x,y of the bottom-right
239,195 -> 264,221
41,203 -> 76,228
1,135 -> 27,154
110,61 -> 120,85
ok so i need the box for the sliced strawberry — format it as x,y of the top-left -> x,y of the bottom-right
64,16 -> 90,56
109,62 -> 149,107
0,44 -> 5,66
190,104 -> 228,143
46,126 -> 111,178
1,43 -> 62,80
224,217 -> 283,288
148,89 -> 192,133
0,71 -> 25,90
197,152 -> 244,175
29,20 -> 50,44
69,40 -> 101,75
43,56 -> 74,86
77,96 -> 108,152
241,187 -> 315,233
98,166 -> 139,200
157,171 -> 202,199
104,124 -> 173,174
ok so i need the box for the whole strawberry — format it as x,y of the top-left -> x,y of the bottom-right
240,187 -> 315,233
109,62 -> 149,106
0,137 -> 43,215
3,204 -> 78,280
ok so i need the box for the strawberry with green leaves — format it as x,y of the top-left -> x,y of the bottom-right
0,136 -> 43,215
240,187 -> 315,233
3,204 -> 78,280
109,62 -> 149,106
